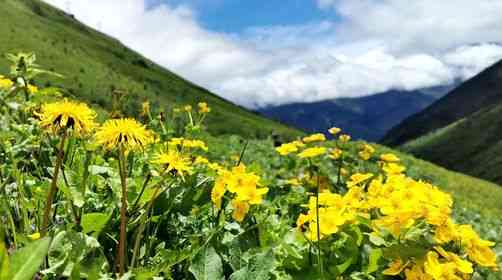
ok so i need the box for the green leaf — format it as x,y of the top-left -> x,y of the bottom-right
366,248 -> 382,273
368,234 -> 386,247
9,238 -> 50,280
189,246 -> 224,280
229,250 -> 275,280
0,242 -> 10,280
81,213 -> 110,237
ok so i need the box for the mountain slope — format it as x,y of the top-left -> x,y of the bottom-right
401,102 -> 502,184
259,90 -> 436,141
382,59 -> 502,146
0,0 -> 300,138
381,59 -> 502,184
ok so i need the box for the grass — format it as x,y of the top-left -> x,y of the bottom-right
399,102 -> 502,185
0,0 -> 301,139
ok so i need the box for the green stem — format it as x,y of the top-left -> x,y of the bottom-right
315,168 -> 324,279
117,147 -> 128,276
41,130 -> 68,237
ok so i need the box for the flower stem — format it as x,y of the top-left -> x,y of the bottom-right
117,147 -> 128,276
41,130 -> 67,237
315,169 -> 324,279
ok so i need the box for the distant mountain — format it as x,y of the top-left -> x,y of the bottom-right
0,0 -> 300,139
382,59 -> 502,184
382,60 -> 502,146
258,90 -> 437,141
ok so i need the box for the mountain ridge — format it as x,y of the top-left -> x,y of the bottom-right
259,90 -> 437,141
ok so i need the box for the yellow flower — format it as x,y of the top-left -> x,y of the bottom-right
329,148 -> 343,160
141,101 -> 150,116
302,133 -> 326,143
383,258 -> 410,275
37,99 -> 97,136
457,225 -> 498,269
404,264 -> 431,280
347,173 -> 373,188
276,143 -> 298,156
298,147 -> 327,159
198,102 -> 211,113
232,200 -> 250,222
211,179 -> 226,209
207,162 -> 223,172
28,232 -> 41,241
169,138 -> 208,151
27,84 -> 38,94
328,127 -> 341,135
291,140 -> 305,148
382,163 -> 406,175
359,144 -> 375,160
338,134 -> 351,143
184,105 -> 192,112
151,149 -> 193,178
380,153 -> 400,162
0,76 -> 13,90
95,118 -> 155,152
194,156 -> 209,165
434,246 -> 473,274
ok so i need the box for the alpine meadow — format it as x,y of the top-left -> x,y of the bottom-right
0,0 -> 501,280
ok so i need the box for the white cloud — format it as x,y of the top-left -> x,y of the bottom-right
42,0 -> 502,108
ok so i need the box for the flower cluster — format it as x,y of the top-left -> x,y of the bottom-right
211,165 -> 269,222
277,126 -> 498,279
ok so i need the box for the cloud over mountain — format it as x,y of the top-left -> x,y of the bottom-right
43,0 -> 502,108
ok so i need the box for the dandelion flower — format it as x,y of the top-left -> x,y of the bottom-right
37,99 -> 97,136
95,118 -> 155,152
151,149 -> 193,178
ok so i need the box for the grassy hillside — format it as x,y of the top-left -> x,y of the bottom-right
0,0 -> 300,138
259,90 -> 436,141
382,59 -> 502,146
401,101 -> 502,184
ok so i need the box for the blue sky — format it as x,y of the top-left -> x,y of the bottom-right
164,0 -> 340,33
44,0 -> 502,108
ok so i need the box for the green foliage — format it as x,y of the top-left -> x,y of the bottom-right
5,238 -> 50,280
0,53 -> 500,280
189,246 -> 224,280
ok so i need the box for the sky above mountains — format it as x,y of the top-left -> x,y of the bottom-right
43,0 -> 502,108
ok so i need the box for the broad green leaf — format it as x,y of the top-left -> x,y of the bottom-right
9,238 -> 50,280
189,246 -> 223,280
81,213 -> 110,237
229,250 -> 275,280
